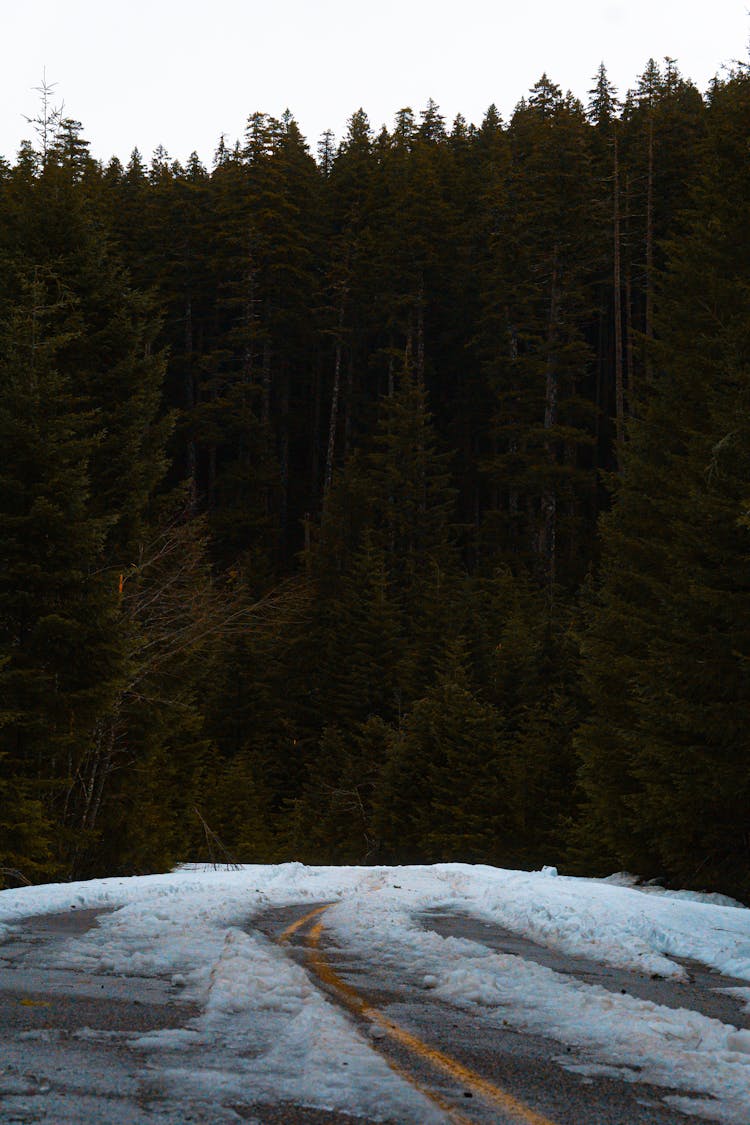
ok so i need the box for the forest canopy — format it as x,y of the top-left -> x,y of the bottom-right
1,59 -> 748,900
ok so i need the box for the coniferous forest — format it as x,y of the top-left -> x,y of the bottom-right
1,60 -> 748,899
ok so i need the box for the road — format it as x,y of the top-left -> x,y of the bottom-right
262,903 -> 747,1125
1,901 -> 746,1123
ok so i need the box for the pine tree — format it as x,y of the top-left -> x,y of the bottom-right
374,642 -> 510,862
287,717 -> 391,863
0,118 -> 218,878
0,761 -> 55,887
320,108 -> 377,497
619,59 -> 706,396
575,69 -> 750,897
478,77 -> 600,586
320,533 -> 406,729
461,569 -> 582,866
0,269 -> 121,876
285,357 -> 464,858
199,112 -> 323,567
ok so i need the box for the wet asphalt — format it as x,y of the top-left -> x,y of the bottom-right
0,907 -> 357,1124
262,905 -> 717,1125
420,910 -> 750,1031
1,902 -> 746,1124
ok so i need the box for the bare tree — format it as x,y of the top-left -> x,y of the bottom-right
24,70 -> 64,167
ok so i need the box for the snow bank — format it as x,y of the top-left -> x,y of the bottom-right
132,925 -> 443,1121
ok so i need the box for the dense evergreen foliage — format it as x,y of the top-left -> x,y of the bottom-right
1,60 -> 748,898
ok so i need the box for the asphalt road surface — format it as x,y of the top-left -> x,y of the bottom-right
1,902 -> 746,1124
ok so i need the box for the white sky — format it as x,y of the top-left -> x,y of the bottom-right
2,0 -> 748,166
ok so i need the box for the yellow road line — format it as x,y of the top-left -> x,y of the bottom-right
280,904 -> 558,1125
306,919 -> 556,1124
279,906 -> 472,1123
369,1051 -> 475,1125
279,903 -> 332,943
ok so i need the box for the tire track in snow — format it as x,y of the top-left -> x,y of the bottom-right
419,910 -> 750,1030
278,904 -> 557,1125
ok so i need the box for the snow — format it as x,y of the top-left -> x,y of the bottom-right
2,862 -> 750,1123
130,924 -> 442,1121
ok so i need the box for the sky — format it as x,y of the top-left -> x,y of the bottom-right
2,0 -> 748,166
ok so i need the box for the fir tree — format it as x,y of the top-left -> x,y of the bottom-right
0,269 -> 122,875
374,642 -> 509,862
575,69 -> 750,897
479,78 -> 600,586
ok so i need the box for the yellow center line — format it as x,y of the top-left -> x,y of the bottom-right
367,1049 -> 475,1125
279,906 -> 472,1123
279,903 -> 332,943
278,904 -> 558,1125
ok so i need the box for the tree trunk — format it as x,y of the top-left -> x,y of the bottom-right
541,251 -> 560,588
613,132 -> 625,470
261,336 -> 272,428
324,301 -> 346,498
310,364 -> 321,505
645,118 -> 654,384
65,710 -> 120,878
279,360 -> 289,557
416,275 -> 425,381
344,354 -> 354,458
507,318 -> 520,526
624,173 -> 636,416
184,295 -> 198,503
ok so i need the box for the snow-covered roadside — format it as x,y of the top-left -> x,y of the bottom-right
0,864 -> 444,1121
325,867 -> 750,1123
2,862 -> 750,1122
328,868 -> 750,1125
131,925 -> 444,1122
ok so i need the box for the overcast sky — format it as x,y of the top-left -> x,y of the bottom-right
2,0 -> 748,165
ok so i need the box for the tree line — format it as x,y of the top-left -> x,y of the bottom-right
1,59 -> 747,899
